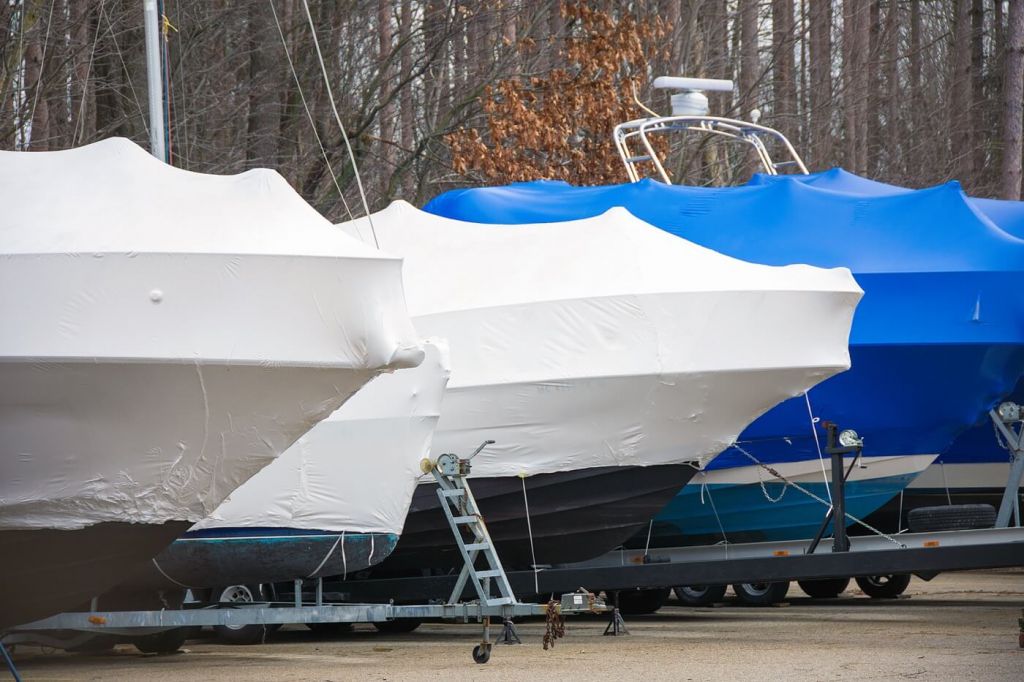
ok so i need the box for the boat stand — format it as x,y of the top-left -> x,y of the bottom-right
498,618 -> 521,645
990,403 -> 1024,528
603,607 -> 629,636
2,443 -> 605,665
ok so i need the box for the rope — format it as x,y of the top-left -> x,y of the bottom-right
300,0 -> 379,247
730,443 -> 905,548
267,0 -> 355,223
804,391 -> 832,503
940,461 -> 952,505
642,519 -> 653,558
520,475 -> 540,595
697,472 -> 730,554
306,532 -> 344,578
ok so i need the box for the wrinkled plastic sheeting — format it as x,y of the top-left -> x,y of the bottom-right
195,339 -> 450,535
339,202 -> 863,478
0,139 -> 423,531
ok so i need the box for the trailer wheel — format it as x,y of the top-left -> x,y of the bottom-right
615,588 -> 671,615
798,578 -> 851,599
472,642 -> 491,664
906,504 -> 996,533
732,581 -> 790,605
132,628 -> 188,654
373,619 -> 422,634
66,634 -> 118,654
855,574 -> 911,598
305,622 -> 354,636
212,585 -> 269,645
674,584 -> 727,606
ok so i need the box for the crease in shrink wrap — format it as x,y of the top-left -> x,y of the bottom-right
194,338 -> 451,537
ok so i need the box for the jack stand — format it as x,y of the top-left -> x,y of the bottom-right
603,607 -> 629,636
1,641 -> 21,682
498,618 -> 521,645
807,422 -> 863,554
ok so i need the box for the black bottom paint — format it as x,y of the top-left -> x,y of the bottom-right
0,521 -> 190,630
371,464 -> 696,574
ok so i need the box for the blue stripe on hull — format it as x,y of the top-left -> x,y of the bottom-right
649,472 -> 918,547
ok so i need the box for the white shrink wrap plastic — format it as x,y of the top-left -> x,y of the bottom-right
193,338 -> 450,537
0,138 -> 424,533
340,201 -> 863,478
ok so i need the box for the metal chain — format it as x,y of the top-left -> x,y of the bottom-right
542,600 -> 565,650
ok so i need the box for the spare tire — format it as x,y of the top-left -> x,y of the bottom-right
907,504 -> 996,533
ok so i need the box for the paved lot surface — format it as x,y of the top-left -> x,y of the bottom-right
8,569 -> 1023,681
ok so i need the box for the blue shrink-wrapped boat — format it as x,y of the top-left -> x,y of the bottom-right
423,175 -> 1024,545
769,168 -> 1024,531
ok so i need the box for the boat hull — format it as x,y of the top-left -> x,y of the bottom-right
0,360 -> 374,629
640,454 -> 935,547
125,529 -> 399,590
0,521 -> 190,630
372,464 -> 697,573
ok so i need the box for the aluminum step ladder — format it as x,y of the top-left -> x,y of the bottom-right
427,441 -> 517,607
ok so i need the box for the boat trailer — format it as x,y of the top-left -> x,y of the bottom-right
2,443 -> 607,668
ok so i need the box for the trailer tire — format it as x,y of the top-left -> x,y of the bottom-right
798,577 -> 851,599
66,634 -> 118,654
132,628 -> 188,654
212,584 -> 269,645
615,588 -> 671,615
732,581 -> 790,605
305,622 -> 354,636
373,619 -> 422,634
855,574 -> 911,598
674,584 -> 727,606
906,504 -> 996,533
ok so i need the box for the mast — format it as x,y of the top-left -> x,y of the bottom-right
143,0 -> 166,162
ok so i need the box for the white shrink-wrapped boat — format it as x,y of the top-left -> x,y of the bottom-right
0,139 -> 423,628
129,339 -> 450,591
338,202 -> 863,571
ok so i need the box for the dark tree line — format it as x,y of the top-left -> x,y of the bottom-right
2,1 -> 1023,222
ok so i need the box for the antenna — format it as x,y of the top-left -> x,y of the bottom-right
652,76 -> 735,117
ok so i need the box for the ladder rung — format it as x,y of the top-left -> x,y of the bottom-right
625,155 -> 651,163
440,488 -> 465,497
452,515 -> 478,524
486,597 -> 515,607
475,569 -> 503,579
464,542 -> 490,551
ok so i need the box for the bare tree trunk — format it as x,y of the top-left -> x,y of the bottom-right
24,2 -> 49,150
884,0 -> 900,179
739,0 -> 759,118
246,2 -> 279,165
771,0 -> 796,140
970,0 -> 986,184
378,0 -> 396,170
1001,0 -> 1024,199
952,0 -> 974,180
398,0 -> 414,197
908,0 -> 922,176
809,0 -> 831,167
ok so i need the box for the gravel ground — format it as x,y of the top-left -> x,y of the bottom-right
7,569 -> 1023,681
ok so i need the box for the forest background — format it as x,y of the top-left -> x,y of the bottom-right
2,0 -> 1023,221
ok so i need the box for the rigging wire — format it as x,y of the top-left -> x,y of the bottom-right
98,1 -> 149,136
804,391 -> 833,504
300,0 -> 379,248
267,0 -> 355,224
72,0 -> 106,147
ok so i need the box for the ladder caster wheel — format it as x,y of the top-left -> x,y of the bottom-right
472,643 -> 492,664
